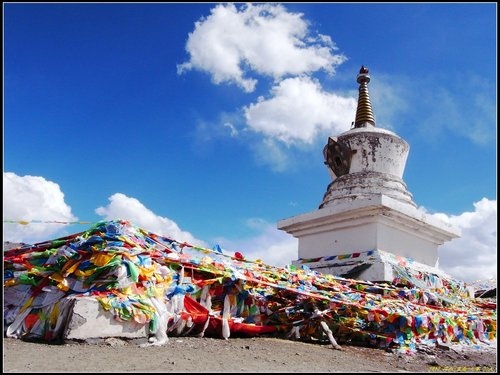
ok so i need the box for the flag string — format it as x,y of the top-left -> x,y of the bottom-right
3,220 -> 93,225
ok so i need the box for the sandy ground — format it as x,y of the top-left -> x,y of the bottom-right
3,335 -> 497,373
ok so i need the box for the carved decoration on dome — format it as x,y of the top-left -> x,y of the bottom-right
323,137 -> 354,177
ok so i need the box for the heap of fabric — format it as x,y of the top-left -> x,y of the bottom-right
3,219 -> 496,353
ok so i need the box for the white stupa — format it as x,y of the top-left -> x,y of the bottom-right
278,66 -> 460,282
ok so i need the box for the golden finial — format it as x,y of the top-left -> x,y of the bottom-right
354,65 -> 376,128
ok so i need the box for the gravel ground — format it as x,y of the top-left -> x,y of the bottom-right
3,335 -> 497,373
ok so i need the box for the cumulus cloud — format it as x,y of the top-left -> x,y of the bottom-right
177,3 -> 354,172
244,76 -> 356,145
177,3 -> 346,92
432,198 -> 497,283
3,172 -> 77,243
95,193 -> 206,247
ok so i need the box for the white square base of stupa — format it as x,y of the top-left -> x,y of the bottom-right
278,194 -> 459,281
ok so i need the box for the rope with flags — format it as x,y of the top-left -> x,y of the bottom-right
3,220 -> 93,225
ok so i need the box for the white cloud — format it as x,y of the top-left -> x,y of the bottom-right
95,193 -> 206,247
244,76 -> 356,145
3,172 -> 77,243
177,3 -> 346,92
177,3 -> 353,171
432,198 -> 497,283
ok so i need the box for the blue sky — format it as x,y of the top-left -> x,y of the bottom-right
3,3 -> 497,283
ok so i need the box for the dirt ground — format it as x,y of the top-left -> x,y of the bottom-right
2,335 -> 497,373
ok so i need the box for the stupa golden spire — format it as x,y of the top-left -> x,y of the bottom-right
354,66 -> 376,128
